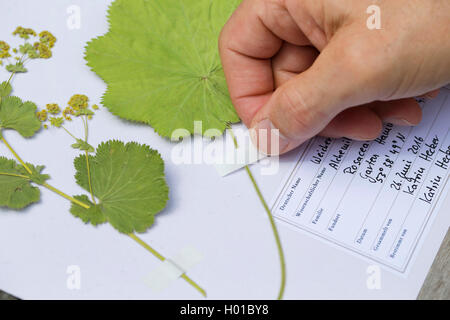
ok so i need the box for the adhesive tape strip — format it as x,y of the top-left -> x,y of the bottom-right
143,246 -> 204,292
213,124 -> 266,177
172,245 -> 204,270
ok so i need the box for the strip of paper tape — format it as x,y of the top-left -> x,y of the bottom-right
143,246 -> 204,292
213,124 -> 267,177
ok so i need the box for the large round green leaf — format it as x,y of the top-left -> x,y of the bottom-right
85,0 -> 241,138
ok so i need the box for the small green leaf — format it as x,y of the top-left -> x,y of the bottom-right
0,96 -> 41,137
18,43 -> 38,57
71,140 -> 169,234
26,164 -> 50,185
71,139 -> 95,153
6,62 -> 27,73
0,157 -> 42,209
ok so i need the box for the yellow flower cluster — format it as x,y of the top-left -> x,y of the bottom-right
68,94 -> 89,111
46,103 -> 61,114
34,42 -> 52,59
2,27 -> 57,73
37,104 -> 62,126
37,110 -> 48,122
12,27 -> 36,39
63,107 -> 74,121
37,94 -> 98,130
6,27 -> 57,63
39,31 -> 56,48
0,41 -> 11,58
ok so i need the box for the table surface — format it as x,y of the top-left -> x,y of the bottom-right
417,229 -> 450,299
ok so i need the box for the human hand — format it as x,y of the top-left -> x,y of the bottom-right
219,0 -> 450,155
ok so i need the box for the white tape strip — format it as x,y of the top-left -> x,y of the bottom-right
213,124 -> 267,176
143,246 -> 204,292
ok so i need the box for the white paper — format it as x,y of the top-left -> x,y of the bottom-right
272,89 -> 450,273
1,0 -> 449,300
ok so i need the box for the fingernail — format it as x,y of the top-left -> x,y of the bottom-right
250,119 -> 290,155
384,117 -> 415,126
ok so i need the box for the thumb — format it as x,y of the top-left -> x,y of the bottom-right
250,37 -> 380,155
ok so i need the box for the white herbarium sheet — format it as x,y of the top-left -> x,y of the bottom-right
0,0 -> 449,299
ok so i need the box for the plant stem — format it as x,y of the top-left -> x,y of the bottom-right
85,150 -> 96,204
82,116 -> 96,204
5,71 -> 15,88
83,115 -> 88,138
128,233 -> 207,298
61,126 -> 78,141
0,172 -> 31,179
129,233 -> 165,260
42,182 -> 90,209
228,126 -> 286,300
4,53 -> 26,87
1,136 -> 32,175
1,134 -> 90,210
244,165 -> 286,300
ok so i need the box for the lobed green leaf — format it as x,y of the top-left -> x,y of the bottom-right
71,140 -> 169,234
0,157 -> 48,209
0,96 -> 41,138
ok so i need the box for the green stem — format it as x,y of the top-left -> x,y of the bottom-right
41,182 -> 90,209
5,71 -> 15,87
1,134 -> 90,210
61,126 -> 78,141
228,126 -> 286,300
85,150 -> 96,204
128,233 -> 207,298
83,115 -> 88,138
1,135 -> 32,175
244,165 -> 286,300
4,52 -> 26,87
60,124 -> 96,203
81,116 -> 96,204
0,172 -> 31,179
